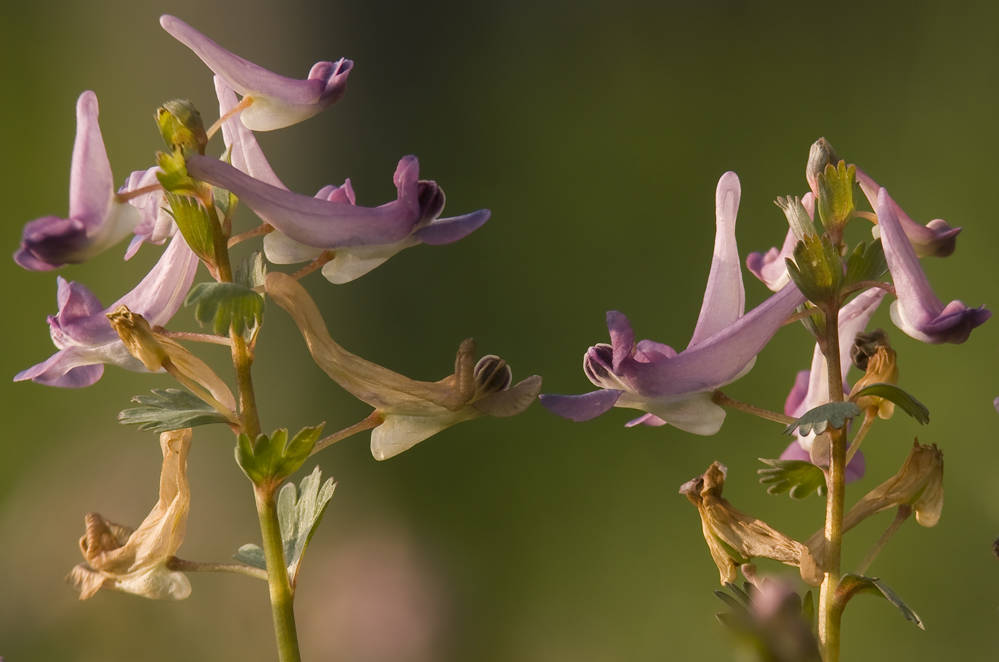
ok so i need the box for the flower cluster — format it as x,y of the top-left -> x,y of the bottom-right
12,15 -> 538,610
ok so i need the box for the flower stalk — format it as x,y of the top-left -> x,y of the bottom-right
254,482 -> 302,662
818,300 -> 846,662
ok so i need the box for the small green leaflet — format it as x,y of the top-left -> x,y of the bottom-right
844,239 -> 888,287
850,383 -> 930,424
837,574 -> 924,629
186,281 -> 264,338
785,401 -> 860,436
785,233 -> 844,305
234,252 -> 267,289
119,388 -> 230,433
758,458 -> 827,499
233,466 -> 336,584
235,425 -> 325,485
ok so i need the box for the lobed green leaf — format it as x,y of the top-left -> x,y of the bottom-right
785,401 -> 860,436
850,383 -> 930,424
119,388 -> 230,433
758,458 -> 827,499
186,281 -> 265,339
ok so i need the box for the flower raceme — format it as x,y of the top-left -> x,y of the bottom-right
211,80 -> 490,283
264,272 -> 541,459
67,429 -> 193,600
778,288 -> 886,480
540,172 -> 807,435
14,235 -> 198,388
14,91 -> 141,271
160,15 -> 352,131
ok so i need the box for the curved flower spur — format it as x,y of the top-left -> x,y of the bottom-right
160,15 -> 352,131
210,80 -> 490,284
265,272 -> 541,459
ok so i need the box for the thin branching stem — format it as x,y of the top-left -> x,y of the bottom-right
311,410 -> 385,456
290,251 -> 335,281
711,390 -> 795,426
854,505 -> 912,576
167,556 -> 267,581
228,223 -> 274,248
154,328 -> 232,346
845,408 -> 877,467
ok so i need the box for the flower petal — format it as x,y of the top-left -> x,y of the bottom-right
160,15 -> 352,131
689,171 -> 745,347
856,168 -> 960,257
187,154 -> 421,248
473,375 -> 542,417
539,390 -> 623,422
878,188 -> 990,344
413,209 -> 491,246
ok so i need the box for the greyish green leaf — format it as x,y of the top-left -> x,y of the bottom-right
185,281 -> 265,338
758,458 -> 827,499
816,161 -> 856,229
836,574 -> 924,629
233,543 -> 267,570
164,190 -> 216,261
234,424 -> 325,486
850,383 -> 930,424
234,252 -> 267,289
785,401 -> 860,436
277,466 -> 336,583
776,196 -> 819,240
844,239 -> 888,287
119,388 -> 230,433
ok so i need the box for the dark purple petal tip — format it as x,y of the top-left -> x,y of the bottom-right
414,209 -> 490,246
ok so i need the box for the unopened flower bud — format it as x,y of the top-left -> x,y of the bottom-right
156,99 -> 208,155
806,138 -> 838,198
680,462 -> 817,585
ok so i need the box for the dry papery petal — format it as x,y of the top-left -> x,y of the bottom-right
805,441 -> 943,571
680,462 -> 821,586
67,429 -> 193,600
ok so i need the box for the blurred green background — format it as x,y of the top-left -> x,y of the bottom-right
3,1 -> 999,660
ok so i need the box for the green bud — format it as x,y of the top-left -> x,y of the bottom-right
156,99 -> 207,155
785,233 -> 843,304
816,160 -> 856,232
775,196 -> 819,241
163,191 -> 218,265
806,138 -> 838,196
235,425 -> 325,486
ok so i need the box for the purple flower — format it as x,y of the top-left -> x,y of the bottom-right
191,89 -> 490,283
160,15 -> 352,131
14,236 -> 198,388
14,92 -> 141,271
119,166 -> 175,260
856,168 -> 960,258
877,188 -> 990,344
541,173 -> 807,435
746,194 -> 814,292
779,288 -> 884,482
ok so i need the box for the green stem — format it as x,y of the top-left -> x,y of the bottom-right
255,484 -> 302,662
818,302 -> 846,662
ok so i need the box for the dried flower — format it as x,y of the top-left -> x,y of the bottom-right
67,429 -> 193,600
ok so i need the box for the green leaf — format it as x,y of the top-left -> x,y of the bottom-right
155,150 -> 199,194
785,233 -> 844,305
758,458 -> 827,499
119,388 -> 230,433
844,239 -> 888,286
278,466 -> 337,583
837,574 -> 924,629
776,196 -> 819,240
816,161 -> 856,230
234,252 -> 267,290
802,590 -> 815,628
185,281 -> 265,339
235,424 -> 325,485
164,191 -> 216,262
850,383 -> 930,424
233,544 -> 266,570
785,401 -> 860,436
